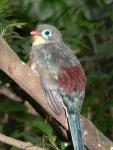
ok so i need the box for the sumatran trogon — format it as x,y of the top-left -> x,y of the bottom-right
30,24 -> 86,150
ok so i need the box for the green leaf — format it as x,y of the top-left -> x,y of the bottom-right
0,0 -> 9,13
95,98 -> 113,116
10,147 -> 20,150
96,41 -> 113,58
33,120 -> 52,137
38,1 -> 54,20
13,112 -> 40,126
1,22 -> 26,36
60,142 -> 68,150
0,97 -> 27,113
6,22 -> 26,28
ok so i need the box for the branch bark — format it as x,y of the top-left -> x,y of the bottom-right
0,35 -> 113,150
82,117 -> 113,150
0,35 -> 67,129
0,87 -> 22,102
0,133 -> 46,150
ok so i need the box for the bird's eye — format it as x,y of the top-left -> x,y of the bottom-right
41,29 -> 52,39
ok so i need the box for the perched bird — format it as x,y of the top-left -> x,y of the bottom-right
30,24 -> 86,150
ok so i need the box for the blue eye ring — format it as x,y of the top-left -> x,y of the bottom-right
41,29 -> 52,39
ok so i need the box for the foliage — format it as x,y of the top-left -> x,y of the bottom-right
0,0 -> 113,149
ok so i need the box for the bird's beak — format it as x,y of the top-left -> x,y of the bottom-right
30,30 -> 40,37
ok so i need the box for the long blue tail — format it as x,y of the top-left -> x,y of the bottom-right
68,113 -> 84,150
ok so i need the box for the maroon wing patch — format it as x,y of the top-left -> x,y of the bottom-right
58,65 -> 85,93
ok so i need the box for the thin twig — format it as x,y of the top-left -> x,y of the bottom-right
0,87 -> 22,102
0,133 -> 47,150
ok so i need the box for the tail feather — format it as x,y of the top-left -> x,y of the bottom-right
68,113 -> 84,150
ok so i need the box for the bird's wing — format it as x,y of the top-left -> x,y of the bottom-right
40,73 -> 64,115
58,65 -> 85,94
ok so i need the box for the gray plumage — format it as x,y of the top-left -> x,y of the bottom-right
30,24 -> 85,150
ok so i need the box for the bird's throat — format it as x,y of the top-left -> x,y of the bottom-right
32,36 -> 47,45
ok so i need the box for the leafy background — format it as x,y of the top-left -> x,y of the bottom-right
0,0 -> 113,149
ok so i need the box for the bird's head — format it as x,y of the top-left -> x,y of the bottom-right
30,24 -> 62,45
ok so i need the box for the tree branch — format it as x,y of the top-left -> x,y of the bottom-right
0,35 -> 113,150
0,35 -> 67,129
82,117 -> 113,150
0,87 -> 22,102
0,133 -> 46,150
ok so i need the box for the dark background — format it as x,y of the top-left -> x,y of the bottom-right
0,0 -> 113,149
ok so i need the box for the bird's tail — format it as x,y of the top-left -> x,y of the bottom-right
68,113 -> 84,150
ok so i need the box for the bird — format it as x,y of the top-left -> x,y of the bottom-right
30,24 -> 86,150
